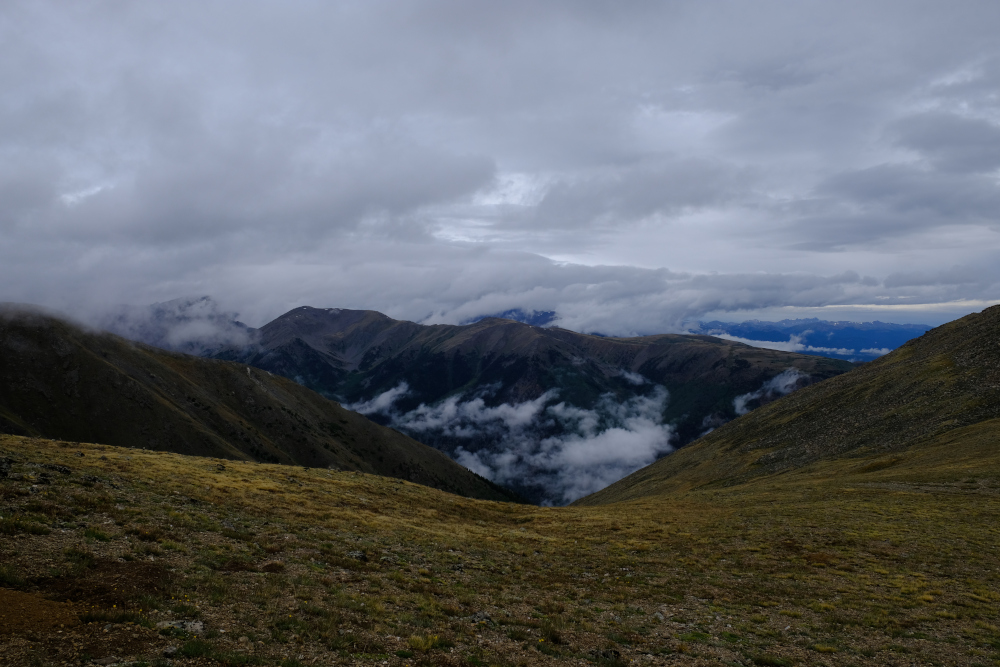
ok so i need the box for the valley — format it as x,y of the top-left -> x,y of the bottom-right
1,305 -> 998,666
208,307 -> 853,503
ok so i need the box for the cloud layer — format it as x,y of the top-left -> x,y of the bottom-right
351,383 -> 674,505
1,1 -> 999,331
713,334 -> 884,361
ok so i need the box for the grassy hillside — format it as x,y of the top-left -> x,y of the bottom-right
576,305 -> 1000,506
1,434 -> 998,666
0,306 -> 514,502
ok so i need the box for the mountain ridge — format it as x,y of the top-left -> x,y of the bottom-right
575,304 -> 1000,505
208,306 -> 855,503
0,304 -> 516,502
216,305 -> 853,429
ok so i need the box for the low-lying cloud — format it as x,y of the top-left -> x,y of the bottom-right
733,368 -> 808,416
712,333 -> 890,360
350,383 -> 674,505
99,296 -> 254,355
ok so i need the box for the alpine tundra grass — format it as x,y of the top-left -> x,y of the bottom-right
1,434 -> 999,666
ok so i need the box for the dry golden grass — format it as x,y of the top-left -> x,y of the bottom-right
2,433 -> 999,666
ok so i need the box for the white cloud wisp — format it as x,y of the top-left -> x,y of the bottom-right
350,383 -> 674,505
733,368 -> 808,416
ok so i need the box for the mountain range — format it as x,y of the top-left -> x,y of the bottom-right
93,298 -> 939,503
198,306 -> 850,503
693,318 -> 933,361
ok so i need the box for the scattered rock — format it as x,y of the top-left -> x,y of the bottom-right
451,562 -> 465,572
0,457 -> 12,479
216,464 -> 226,471
238,636 -> 250,644
156,620 -> 205,634
42,463 -> 71,475
467,611 -> 494,626
163,645 -> 179,657
93,657 -> 120,666
347,550 -> 368,562
654,611 -> 665,622
591,649 -> 621,661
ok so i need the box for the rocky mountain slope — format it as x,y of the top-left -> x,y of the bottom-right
0,305 -> 515,502
576,304 -> 1000,505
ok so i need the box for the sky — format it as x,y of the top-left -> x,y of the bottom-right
3,0 -> 1000,334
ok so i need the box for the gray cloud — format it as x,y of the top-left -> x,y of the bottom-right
789,164 -> 1000,250
525,157 -> 756,231
892,112 -> 1000,174
1,1 -> 999,331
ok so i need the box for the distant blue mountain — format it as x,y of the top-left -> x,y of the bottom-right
693,318 -> 933,362
461,311 -> 929,361
462,309 -> 558,327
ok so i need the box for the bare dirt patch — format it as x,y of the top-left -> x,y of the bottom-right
33,559 -> 172,608
0,588 -> 80,635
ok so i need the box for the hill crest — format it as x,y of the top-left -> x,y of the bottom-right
0,305 -> 516,502
576,304 -> 1000,505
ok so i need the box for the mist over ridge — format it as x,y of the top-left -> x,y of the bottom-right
98,298 -> 865,504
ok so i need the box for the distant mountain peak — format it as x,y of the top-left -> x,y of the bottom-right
461,308 -> 558,327
97,295 -> 254,355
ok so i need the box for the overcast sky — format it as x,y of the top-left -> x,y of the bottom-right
3,0 -> 1000,333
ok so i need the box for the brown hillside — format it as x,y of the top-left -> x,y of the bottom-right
576,304 -> 1000,505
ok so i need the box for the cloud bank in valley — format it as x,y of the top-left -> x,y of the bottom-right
351,383 -> 674,505
1,1 -> 999,333
711,333 -> 886,360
